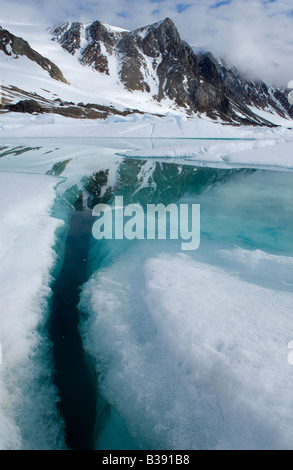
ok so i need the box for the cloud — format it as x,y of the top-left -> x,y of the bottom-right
1,0 -> 293,86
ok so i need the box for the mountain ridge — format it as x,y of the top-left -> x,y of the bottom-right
0,17 -> 292,126
0,26 -> 68,83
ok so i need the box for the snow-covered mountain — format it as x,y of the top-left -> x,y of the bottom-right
0,18 -> 292,125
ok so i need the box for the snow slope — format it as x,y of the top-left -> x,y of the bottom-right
0,21 -> 177,115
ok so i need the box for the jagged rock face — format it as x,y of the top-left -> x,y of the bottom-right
88,21 -> 123,47
82,21 -> 125,74
140,18 -> 182,56
50,21 -> 126,75
52,22 -> 82,54
117,33 -> 151,92
117,18 -> 183,94
0,27 -> 68,83
52,17 -> 280,123
116,19 -> 235,120
200,52 -> 293,119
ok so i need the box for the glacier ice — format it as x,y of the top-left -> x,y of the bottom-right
0,172 -> 66,450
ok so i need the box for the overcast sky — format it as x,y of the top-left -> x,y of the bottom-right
2,0 -> 293,86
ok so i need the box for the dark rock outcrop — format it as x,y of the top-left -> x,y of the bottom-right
4,96 -> 154,119
0,27 -> 68,83
7,99 -> 44,113
197,52 -> 293,119
50,22 -> 82,55
50,21 -> 126,74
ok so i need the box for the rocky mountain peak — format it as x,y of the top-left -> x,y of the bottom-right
88,20 -> 125,46
50,22 -> 82,55
147,17 -> 181,53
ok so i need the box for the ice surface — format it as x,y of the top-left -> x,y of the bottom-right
0,172 -> 65,449
121,139 -> 275,162
1,110 -> 293,140
1,111 -> 293,172
79,245 -> 293,450
119,135 -> 293,169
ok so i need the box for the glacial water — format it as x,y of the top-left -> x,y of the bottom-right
49,210 -> 97,450
0,139 -> 293,450
78,162 -> 293,450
